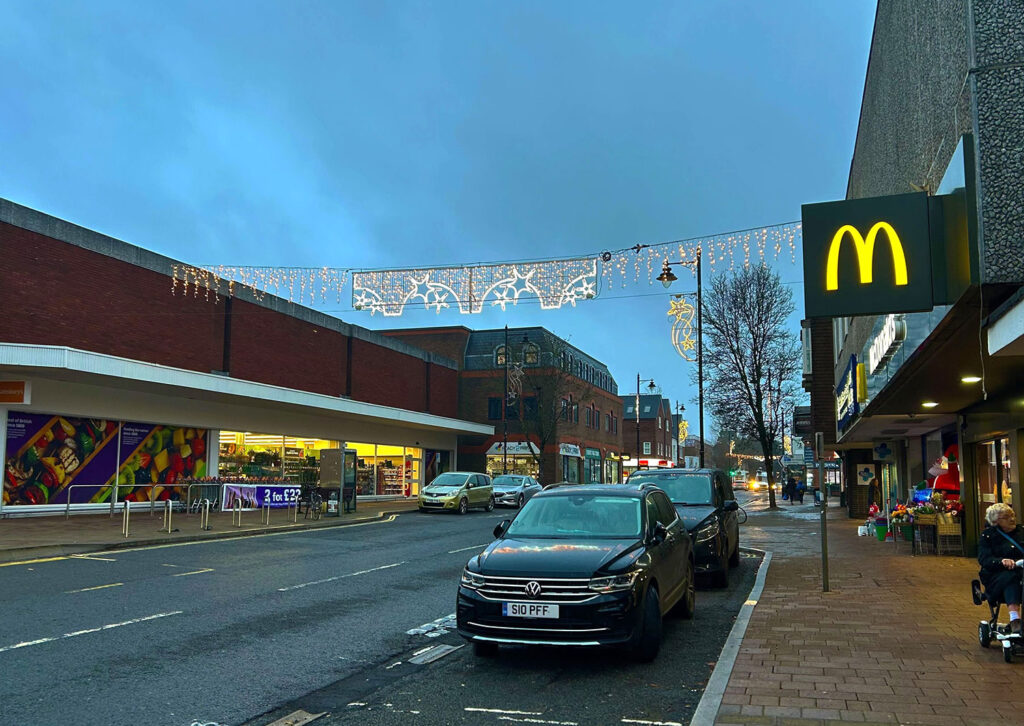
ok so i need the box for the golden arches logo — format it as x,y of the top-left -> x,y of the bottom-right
825,222 -> 908,291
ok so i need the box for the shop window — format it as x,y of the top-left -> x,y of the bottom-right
523,396 -> 538,420
488,397 -> 502,420
643,442 -> 651,455
495,345 -> 507,366
524,343 -> 539,365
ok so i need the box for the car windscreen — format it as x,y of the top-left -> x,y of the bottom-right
629,473 -> 712,504
506,494 -> 641,538
427,473 -> 468,489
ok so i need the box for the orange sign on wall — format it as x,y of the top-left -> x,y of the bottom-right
0,381 -> 30,404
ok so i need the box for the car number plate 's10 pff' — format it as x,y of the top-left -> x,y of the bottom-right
502,602 -> 559,618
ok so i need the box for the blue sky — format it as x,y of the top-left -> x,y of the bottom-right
1,1 -> 876,438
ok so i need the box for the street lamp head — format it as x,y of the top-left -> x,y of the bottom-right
657,260 -> 677,288
647,380 -> 656,391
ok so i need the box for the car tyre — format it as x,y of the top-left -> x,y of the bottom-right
672,561 -> 696,620
485,496 -> 495,512
632,586 -> 662,662
711,551 -> 729,589
1005,645 -> 1014,663
517,493 -> 525,508
729,542 -> 741,568
458,497 -> 468,515
473,640 -> 499,658
418,506 -> 427,513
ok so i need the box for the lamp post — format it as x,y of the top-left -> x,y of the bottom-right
657,248 -> 704,468
635,374 -> 657,472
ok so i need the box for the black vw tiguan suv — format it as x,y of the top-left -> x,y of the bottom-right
457,484 -> 695,661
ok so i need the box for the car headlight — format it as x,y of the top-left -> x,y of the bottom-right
695,519 -> 721,543
588,571 -> 640,593
461,569 -> 486,589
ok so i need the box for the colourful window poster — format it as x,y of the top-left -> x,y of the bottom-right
4,413 -> 120,505
116,423 -> 208,503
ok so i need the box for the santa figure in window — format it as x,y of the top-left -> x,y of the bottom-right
929,444 -> 961,502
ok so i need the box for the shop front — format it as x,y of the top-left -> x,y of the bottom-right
0,345 -> 491,515
484,440 -> 540,479
558,442 -> 582,483
604,452 -> 623,484
584,447 -> 602,484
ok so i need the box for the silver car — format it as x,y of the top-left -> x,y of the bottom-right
490,474 -> 543,508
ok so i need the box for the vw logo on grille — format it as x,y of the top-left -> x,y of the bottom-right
524,581 -> 542,598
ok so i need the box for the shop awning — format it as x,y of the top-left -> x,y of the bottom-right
0,344 -> 493,440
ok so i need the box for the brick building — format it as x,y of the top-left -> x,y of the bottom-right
621,394 -> 676,471
0,199 -> 490,515
384,326 -> 624,484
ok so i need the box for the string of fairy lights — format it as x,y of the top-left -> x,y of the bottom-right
169,221 -> 801,316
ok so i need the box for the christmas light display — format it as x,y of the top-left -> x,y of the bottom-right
668,296 -> 697,362
169,221 -> 801,317
350,259 -> 598,316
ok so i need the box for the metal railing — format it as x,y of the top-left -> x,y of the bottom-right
186,482 -> 223,514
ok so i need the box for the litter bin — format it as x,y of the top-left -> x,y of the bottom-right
813,488 -> 822,504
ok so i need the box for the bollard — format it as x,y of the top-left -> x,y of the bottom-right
122,500 -> 131,538
287,497 -> 298,524
232,498 -> 242,528
162,499 -> 173,533
261,500 -> 270,525
200,499 -> 211,531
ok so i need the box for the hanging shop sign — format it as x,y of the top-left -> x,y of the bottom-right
802,193 -> 933,318
585,448 -> 601,459
486,441 -> 540,456
558,443 -> 582,458
835,355 -> 859,433
867,314 -> 907,374
792,406 -> 812,436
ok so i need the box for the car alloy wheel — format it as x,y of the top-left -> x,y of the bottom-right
458,497 -> 468,515
729,542 -> 741,568
517,493 -> 525,508
486,496 -> 495,512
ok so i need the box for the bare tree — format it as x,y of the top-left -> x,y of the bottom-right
699,265 -> 800,508
512,336 -> 585,482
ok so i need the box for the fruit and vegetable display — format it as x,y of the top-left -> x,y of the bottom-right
3,413 -> 209,507
3,416 -> 118,506
115,426 -> 208,503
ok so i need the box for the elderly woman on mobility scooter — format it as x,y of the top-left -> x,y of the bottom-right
975,503 -> 1024,659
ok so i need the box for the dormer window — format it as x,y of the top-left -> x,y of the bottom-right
495,345 -> 507,366
524,343 -> 539,365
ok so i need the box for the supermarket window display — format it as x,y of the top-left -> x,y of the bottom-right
218,431 -> 339,482
351,442 -> 423,497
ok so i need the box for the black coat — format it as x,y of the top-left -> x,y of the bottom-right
978,524 -> 1024,590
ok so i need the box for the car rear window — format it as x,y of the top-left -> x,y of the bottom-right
628,472 -> 713,504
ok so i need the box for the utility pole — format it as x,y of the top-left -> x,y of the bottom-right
502,325 -> 508,475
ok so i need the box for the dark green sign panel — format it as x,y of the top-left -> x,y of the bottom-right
802,192 -> 933,318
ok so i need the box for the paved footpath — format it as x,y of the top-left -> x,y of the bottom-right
714,497 -> 1022,726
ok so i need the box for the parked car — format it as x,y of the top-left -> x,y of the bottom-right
626,468 -> 740,588
457,483 -> 695,661
490,474 -> 543,508
418,472 -> 494,514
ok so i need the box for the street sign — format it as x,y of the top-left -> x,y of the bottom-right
803,447 -> 814,465
781,455 -> 792,465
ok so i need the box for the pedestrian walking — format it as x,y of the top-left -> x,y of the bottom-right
795,477 -> 806,504
785,475 -> 796,503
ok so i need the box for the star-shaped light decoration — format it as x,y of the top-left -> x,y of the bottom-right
426,289 -> 450,314
490,285 -> 515,311
352,290 -> 375,311
505,267 -> 537,302
406,273 -> 435,305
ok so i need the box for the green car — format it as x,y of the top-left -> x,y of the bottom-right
418,472 -> 495,514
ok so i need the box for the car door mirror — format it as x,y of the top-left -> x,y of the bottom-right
650,522 -> 668,545
493,520 -> 511,538
724,500 -> 739,512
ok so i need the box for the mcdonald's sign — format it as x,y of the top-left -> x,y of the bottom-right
802,192 -> 933,318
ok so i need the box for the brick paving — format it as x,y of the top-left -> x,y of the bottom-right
715,499 -> 1023,726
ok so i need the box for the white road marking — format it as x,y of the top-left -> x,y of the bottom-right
497,717 -> 578,725
621,720 -> 683,726
465,708 -> 544,716
70,554 -> 117,562
278,561 -> 406,591
65,582 -> 123,594
172,568 -> 214,577
447,543 -> 488,554
0,610 -> 182,654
